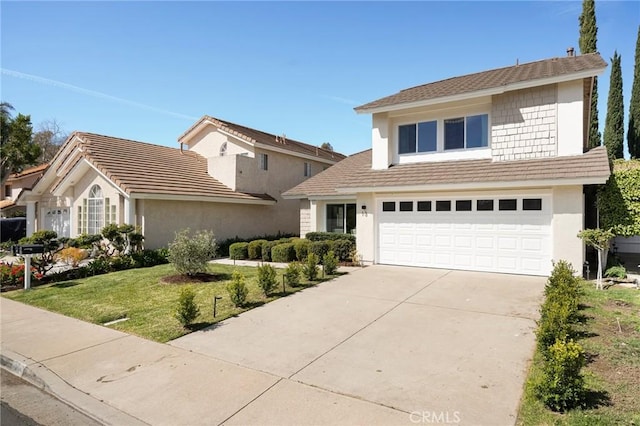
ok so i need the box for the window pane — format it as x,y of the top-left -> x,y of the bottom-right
417,201 -> 432,211
466,114 -> 488,148
399,201 -> 413,211
499,199 -> 517,211
523,198 -> 542,211
456,200 -> 472,211
417,121 -> 437,152
398,124 -> 417,154
477,199 -> 494,211
444,118 -> 464,150
326,204 -> 345,233
436,200 -> 451,211
346,204 -> 357,234
382,202 -> 396,212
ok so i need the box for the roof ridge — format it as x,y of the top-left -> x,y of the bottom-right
77,131 -> 182,152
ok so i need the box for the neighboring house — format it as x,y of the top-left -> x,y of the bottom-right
17,117 -> 344,248
1,164 -> 48,217
284,52 -> 611,276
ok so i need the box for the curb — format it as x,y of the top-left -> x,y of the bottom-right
1,349 -> 148,426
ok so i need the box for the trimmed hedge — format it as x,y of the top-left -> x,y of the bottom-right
332,239 -> 354,261
310,241 -> 331,263
229,242 -> 249,260
248,240 -> 267,260
261,241 -> 279,262
294,239 -> 311,261
306,232 -> 355,243
272,243 -> 297,263
217,232 -> 297,257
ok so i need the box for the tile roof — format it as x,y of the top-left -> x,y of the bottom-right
0,199 -> 16,210
355,53 -> 607,112
179,116 -> 346,162
8,163 -> 49,180
56,132 -> 274,202
284,147 -> 610,197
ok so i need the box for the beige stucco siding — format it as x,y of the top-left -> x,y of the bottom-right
551,185 -> 584,272
187,127 -> 253,158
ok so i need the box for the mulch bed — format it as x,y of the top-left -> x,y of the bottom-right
160,273 -> 223,284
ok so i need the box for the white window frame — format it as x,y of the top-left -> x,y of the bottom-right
443,114 -> 489,151
87,184 -> 104,235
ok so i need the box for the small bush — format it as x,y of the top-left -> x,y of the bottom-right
303,252 -> 319,281
323,250 -> 339,275
284,262 -> 302,287
87,257 -> 112,276
537,300 -> 574,357
309,241 -> 331,262
131,249 -> 169,268
604,265 -> 626,279
109,255 -> 135,271
227,270 -> 249,307
293,239 -> 311,261
261,241 -> 279,262
306,232 -> 355,243
248,240 -> 267,260
175,286 -> 200,327
229,242 -> 249,260
331,239 -> 354,261
169,229 -> 217,276
257,264 -> 277,296
56,247 -> 87,267
271,243 -> 296,263
535,338 -> 586,412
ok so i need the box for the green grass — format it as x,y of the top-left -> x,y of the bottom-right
2,264 -> 338,343
517,281 -> 640,425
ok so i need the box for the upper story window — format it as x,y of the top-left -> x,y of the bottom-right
398,121 -> 437,154
220,142 -> 227,156
444,114 -> 488,150
304,162 -> 311,177
259,153 -> 268,171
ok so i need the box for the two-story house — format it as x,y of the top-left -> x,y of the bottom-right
17,116 -> 344,248
284,52 -> 611,276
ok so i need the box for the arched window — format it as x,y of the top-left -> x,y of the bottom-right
87,185 -> 104,235
220,142 -> 227,157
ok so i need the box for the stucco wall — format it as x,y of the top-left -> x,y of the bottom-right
187,127 -> 253,159
491,84 -> 558,161
141,199 -> 299,249
551,185 -> 584,272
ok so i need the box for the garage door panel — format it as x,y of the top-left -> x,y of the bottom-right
454,235 -> 473,249
497,237 -> 518,250
476,236 -> 495,249
434,235 -> 451,248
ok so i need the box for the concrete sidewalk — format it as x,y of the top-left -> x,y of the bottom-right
0,297 -> 409,426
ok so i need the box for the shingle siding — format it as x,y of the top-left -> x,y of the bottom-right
299,199 -> 311,237
491,84 -> 557,161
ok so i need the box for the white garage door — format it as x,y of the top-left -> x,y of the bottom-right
43,207 -> 71,238
378,196 -> 552,276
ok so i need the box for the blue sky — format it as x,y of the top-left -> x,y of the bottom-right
1,1 -> 638,156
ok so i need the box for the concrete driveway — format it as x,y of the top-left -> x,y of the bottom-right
171,266 -> 545,425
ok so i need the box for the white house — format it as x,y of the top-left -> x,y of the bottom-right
284,52 -> 611,276
17,117 -> 344,248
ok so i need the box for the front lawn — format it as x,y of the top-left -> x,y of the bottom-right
517,281 -> 640,425
3,263 -> 336,343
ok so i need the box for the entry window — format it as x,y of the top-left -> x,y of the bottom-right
382,202 -> 396,212
436,200 -> 451,211
399,201 -> 413,212
477,199 -> 494,211
523,198 -> 542,211
417,201 -> 432,211
456,200 -> 472,211
499,199 -> 517,211
326,203 -> 356,234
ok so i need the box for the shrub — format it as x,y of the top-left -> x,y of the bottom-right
322,251 -> 339,275
131,249 -> 169,268
261,241 -> 279,262
227,270 -> 249,307
109,255 -> 135,271
101,224 -> 144,255
87,257 -> 112,276
293,239 -> 311,261
169,229 -> 217,276
535,339 -> 586,412
604,265 -> 627,278
229,242 -> 249,260
544,260 -> 580,322
19,230 -> 62,275
284,262 -> 302,287
537,301 -> 574,357
248,240 -> 267,260
257,264 -> 277,296
175,286 -> 200,327
309,241 -> 331,262
271,243 -> 296,263
56,247 -> 87,267
68,234 -> 102,251
303,252 -> 319,281
306,232 -> 355,243
332,239 -> 354,261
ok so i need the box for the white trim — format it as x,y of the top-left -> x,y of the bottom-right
356,68 -> 605,115
336,177 -> 608,194
131,192 -> 275,205
52,159 -> 128,198
282,193 -> 357,201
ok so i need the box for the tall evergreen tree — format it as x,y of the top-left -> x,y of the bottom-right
628,26 -> 640,159
579,0 -> 601,148
604,52 -> 624,159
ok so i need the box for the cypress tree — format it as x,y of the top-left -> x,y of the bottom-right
579,0 -> 601,148
628,26 -> 640,159
604,52 -> 624,159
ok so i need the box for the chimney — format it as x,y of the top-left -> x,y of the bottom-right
567,47 -> 575,57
